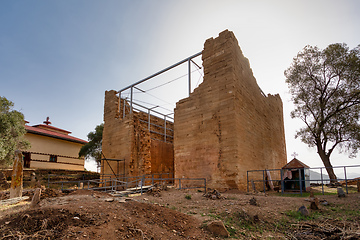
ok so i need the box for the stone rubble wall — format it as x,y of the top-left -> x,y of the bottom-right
174,30 -> 286,190
102,90 -> 174,179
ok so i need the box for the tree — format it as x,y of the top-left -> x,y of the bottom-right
0,96 -> 30,168
285,43 -> 360,182
79,123 -> 103,168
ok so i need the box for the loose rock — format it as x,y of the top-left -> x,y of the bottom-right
207,220 -> 230,237
249,197 -> 258,206
30,188 -> 42,208
337,187 -> 346,198
298,205 -> 309,216
309,197 -> 319,210
203,189 -> 224,200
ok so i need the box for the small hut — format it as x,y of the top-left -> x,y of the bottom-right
282,158 -> 310,192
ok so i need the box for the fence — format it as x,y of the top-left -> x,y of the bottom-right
47,173 -> 206,194
247,165 -> 360,196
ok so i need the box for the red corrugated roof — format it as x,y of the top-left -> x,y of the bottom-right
282,158 -> 310,169
26,125 -> 88,144
32,124 -> 72,134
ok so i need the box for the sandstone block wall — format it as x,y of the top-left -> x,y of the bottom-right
174,30 -> 287,190
102,90 -> 174,179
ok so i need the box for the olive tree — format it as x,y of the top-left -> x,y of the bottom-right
285,43 -> 360,182
0,96 -> 30,168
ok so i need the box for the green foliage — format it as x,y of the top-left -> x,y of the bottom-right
207,210 -> 260,238
79,123 -> 103,164
285,210 -> 312,221
285,43 -> 360,180
0,96 -> 30,167
272,191 -> 336,198
285,209 -> 324,221
185,194 -> 192,200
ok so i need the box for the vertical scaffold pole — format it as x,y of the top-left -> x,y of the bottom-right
123,97 -> 126,118
188,59 -> 191,96
118,91 -> 121,116
130,87 -> 133,114
148,109 -> 151,132
344,167 -> 348,194
299,169 -> 303,196
320,168 -> 324,195
164,115 -> 167,142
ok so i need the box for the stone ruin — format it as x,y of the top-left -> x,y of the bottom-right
101,30 -> 287,190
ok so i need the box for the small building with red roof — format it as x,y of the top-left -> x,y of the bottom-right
282,157 -> 310,192
23,117 -> 87,171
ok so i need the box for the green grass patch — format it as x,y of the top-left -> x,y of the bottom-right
272,192 -> 336,198
284,209 -> 324,221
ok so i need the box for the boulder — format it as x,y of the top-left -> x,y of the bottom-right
337,187 -> 346,198
298,205 -> 309,216
31,188 -> 42,208
207,220 -> 230,238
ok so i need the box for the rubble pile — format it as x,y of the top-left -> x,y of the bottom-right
203,189 -> 224,200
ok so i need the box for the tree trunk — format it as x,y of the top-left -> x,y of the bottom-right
320,154 -> 338,183
317,143 -> 337,183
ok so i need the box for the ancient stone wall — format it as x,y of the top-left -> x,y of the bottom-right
174,30 -> 286,190
102,90 -> 174,179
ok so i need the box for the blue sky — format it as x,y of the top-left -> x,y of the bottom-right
1,1 -> 360,172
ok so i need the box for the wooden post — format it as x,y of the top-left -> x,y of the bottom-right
10,150 -> 23,199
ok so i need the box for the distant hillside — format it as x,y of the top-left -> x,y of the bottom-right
309,170 -> 330,183
309,169 -> 360,183
336,172 -> 360,180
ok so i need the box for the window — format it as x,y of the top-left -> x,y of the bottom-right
49,155 -> 57,162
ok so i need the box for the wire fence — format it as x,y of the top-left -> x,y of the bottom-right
247,165 -> 360,196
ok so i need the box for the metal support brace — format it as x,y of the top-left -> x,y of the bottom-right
320,168 -> 324,195
299,169 -> 303,196
123,97 -> 126,118
118,51 -> 202,93
188,59 -> 191,96
344,167 -> 348,194
118,92 -> 121,115
164,115 -> 167,142
280,169 -> 284,195
262,170 -> 265,193
130,87 -> 133,114
148,109 -> 151,131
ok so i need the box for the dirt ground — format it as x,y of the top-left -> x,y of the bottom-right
1,186 -> 360,239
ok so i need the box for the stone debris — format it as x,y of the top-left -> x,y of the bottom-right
309,197 -> 319,210
203,189 -> 224,200
337,187 -> 346,197
0,196 -> 29,206
298,205 -> 309,216
30,188 -> 42,208
320,200 -> 328,206
118,197 -> 132,203
249,197 -> 259,206
147,182 -> 168,197
207,220 -> 230,238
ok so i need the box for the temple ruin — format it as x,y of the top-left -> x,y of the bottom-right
101,30 -> 287,190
